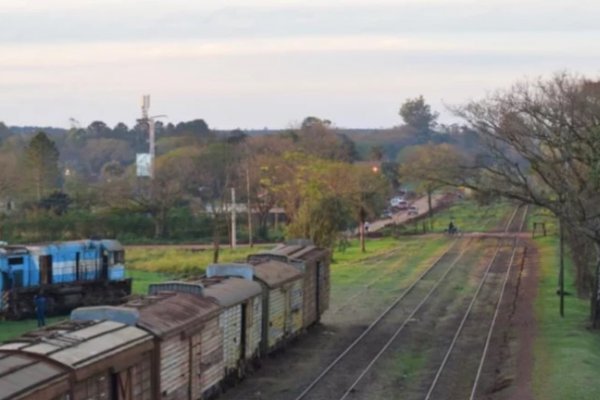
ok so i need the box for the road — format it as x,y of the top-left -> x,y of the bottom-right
368,194 -> 448,233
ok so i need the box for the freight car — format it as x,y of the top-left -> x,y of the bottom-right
148,277 -> 263,382
3,241 -> 330,400
0,319 -> 155,400
207,261 -> 305,354
0,239 -> 131,319
72,292 -> 224,400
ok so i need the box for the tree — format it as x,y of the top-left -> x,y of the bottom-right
0,151 -> 18,212
296,117 -> 358,162
195,141 -> 244,262
453,72 -> 600,326
399,95 -> 439,135
38,191 -> 72,215
25,132 -> 60,201
400,143 -> 466,230
86,121 -> 112,138
347,164 -> 389,252
369,145 -> 385,161
101,148 -> 197,239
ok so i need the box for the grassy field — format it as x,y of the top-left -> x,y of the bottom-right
0,316 -> 66,342
533,235 -> 600,400
431,198 -> 514,232
126,245 -> 271,273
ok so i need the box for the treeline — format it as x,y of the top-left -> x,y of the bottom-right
0,103 -> 477,249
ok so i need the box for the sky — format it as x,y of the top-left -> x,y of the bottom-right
1,0 -> 600,129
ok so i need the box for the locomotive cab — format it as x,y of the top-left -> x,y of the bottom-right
101,239 -> 126,280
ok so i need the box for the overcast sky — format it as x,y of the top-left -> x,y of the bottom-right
1,0 -> 600,129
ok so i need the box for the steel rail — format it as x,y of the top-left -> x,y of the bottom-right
468,206 -> 528,399
423,205 -> 523,400
328,243 -> 415,315
338,244 -> 472,400
293,239 -> 462,400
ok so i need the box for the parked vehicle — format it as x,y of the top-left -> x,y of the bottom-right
0,239 -> 131,319
407,206 -> 419,216
389,196 -> 404,207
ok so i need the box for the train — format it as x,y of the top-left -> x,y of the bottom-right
0,239 -> 132,319
0,241 -> 330,400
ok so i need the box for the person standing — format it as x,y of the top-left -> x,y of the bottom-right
34,292 -> 47,327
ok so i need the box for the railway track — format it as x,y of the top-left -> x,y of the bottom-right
293,237 -> 482,400
293,205 -> 528,400
423,205 -> 529,400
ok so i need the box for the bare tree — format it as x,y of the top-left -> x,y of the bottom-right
453,72 -> 600,326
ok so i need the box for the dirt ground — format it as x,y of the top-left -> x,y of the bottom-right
218,236 -> 539,400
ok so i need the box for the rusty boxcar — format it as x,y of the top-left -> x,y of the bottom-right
149,276 -> 263,382
207,261 -> 303,355
266,241 -> 331,327
72,291 -> 223,400
0,319 -> 155,400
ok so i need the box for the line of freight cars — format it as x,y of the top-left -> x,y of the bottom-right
0,241 -> 330,400
0,239 -> 132,319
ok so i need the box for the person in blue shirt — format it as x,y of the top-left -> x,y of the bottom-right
34,292 -> 47,327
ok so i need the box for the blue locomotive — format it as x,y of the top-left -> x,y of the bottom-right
0,239 -> 131,319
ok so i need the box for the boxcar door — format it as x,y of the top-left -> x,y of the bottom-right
39,255 -> 53,285
113,368 -> 133,400
240,302 -> 248,361
316,261 -> 321,316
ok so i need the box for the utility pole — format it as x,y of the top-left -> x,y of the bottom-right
246,167 -> 253,247
138,95 -> 166,179
559,218 -> 565,317
231,187 -> 237,249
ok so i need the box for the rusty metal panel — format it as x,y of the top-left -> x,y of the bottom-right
251,260 -> 302,288
300,260 -> 318,327
220,304 -> 242,374
246,296 -> 262,360
200,277 -> 262,308
128,293 -> 220,338
198,316 -> 224,395
289,280 -> 304,335
267,288 -> 286,349
72,371 -> 110,400
0,320 -> 153,370
159,335 -> 189,400
130,352 -> 152,400
318,260 -> 331,314
0,353 -> 69,400
148,282 -> 204,297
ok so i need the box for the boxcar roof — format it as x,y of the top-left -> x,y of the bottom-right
198,277 -> 262,307
125,292 -> 221,337
250,259 -> 302,288
73,293 -> 220,338
0,352 -> 69,400
272,244 -> 328,261
0,320 -> 151,370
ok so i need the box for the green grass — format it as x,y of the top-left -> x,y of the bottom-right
329,236 -> 451,302
126,269 -> 176,295
533,236 -> 600,400
0,316 -> 66,342
431,198 -> 513,232
126,245 -> 270,273
392,349 -> 427,381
